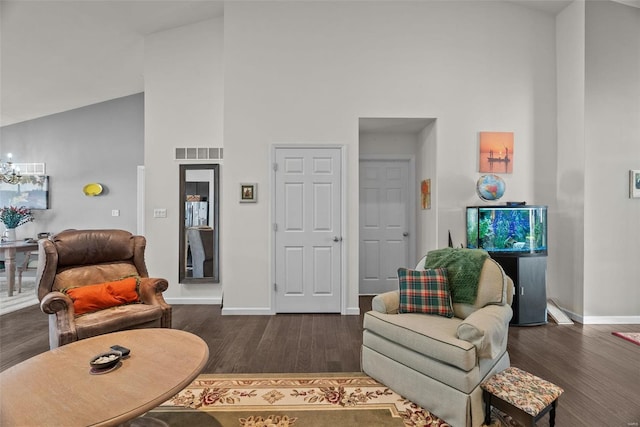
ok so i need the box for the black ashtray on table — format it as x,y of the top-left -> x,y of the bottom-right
89,350 -> 122,374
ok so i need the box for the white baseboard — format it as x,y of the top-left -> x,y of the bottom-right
345,306 -> 360,315
560,307 -> 640,324
221,307 -> 275,315
165,297 -> 222,305
580,315 -> 640,324
219,307 -> 361,316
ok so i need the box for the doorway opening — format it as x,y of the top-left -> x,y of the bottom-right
358,118 -> 437,295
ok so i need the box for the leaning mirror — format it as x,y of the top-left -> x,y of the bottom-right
179,164 -> 220,283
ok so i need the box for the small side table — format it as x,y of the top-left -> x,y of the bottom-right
481,367 -> 563,427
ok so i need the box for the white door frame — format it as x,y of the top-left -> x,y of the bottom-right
137,165 -> 145,236
271,144 -> 348,314
359,155 -> 416,276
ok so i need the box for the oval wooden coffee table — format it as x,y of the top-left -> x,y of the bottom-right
0,328 -> 209,426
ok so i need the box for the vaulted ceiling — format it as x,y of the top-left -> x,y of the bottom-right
1,1 -> 224,126
2,0 -> 637,127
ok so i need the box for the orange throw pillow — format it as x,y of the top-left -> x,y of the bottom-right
65,277 -> 140,315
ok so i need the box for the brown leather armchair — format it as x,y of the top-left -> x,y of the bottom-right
36,229 -> 172,349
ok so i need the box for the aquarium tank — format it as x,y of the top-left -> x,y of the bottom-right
466,205 -> 547,255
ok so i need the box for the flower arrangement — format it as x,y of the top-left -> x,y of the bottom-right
0,206 -> 33,229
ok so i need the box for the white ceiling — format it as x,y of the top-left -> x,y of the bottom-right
1,0 -> 638,128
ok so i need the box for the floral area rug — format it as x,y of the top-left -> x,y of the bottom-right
612,332 -> 640,346
127,373 -> 513,427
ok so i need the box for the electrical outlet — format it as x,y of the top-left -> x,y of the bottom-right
111,209 -> 120,217
153,208 -> 167,218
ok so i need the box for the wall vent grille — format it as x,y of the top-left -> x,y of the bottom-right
14,163 -> 46,175
175,147 -> 223,160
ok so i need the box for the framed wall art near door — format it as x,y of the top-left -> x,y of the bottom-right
240,183 -> 257,203
630,170 -> 640,199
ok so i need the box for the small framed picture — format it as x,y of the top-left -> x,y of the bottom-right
630,170 -> 640,199
421,179 -> 431,210
240,183 -> 257,203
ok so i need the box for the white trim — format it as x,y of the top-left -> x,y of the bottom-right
270,148 -> 277,313
165,297 -> 222,305
136,165 -> 145,235
580,315 -> 640,324
340,146 -> 348,315
222,307 -> 275,315
561,307 -> 640,324
345,306 -> 360,315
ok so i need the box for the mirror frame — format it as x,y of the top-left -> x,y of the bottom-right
179,164 -> 220,284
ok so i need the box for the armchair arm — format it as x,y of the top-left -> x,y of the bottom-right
138,277 -> 172,328
40,291 -> 74,315
456,304 -> 513,359
138,277 -> 169,304
371,290 -> 400,314
40,291 -> 77,348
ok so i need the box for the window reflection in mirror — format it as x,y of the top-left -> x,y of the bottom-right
179,164 -> 220,283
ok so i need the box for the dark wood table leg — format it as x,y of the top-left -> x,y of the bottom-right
549,399 -> 557,427
483,390 -> 492,425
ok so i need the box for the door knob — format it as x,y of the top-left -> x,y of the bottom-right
403,232 -> 409,237
333,236 -> 343,242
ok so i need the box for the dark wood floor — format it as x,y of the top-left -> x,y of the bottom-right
1,299 -> 638,426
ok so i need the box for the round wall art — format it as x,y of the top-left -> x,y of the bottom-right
83,183 -> 103,196
476,174 -> 505,201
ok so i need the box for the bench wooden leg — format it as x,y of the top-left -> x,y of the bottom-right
550,399 -> 557,427
483,389 -> 492,425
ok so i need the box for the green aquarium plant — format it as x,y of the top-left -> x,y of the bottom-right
479,217 -> 494,248
494,217 -> 510,249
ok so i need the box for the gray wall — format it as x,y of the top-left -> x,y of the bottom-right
0,93 -> 143,238
582,1 -> 640,320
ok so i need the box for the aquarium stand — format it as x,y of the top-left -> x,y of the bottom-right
492,255 -> 547,326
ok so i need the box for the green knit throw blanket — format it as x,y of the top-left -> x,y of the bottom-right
424,248 -> 488,304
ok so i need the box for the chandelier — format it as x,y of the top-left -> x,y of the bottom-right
1,153 -> 22,185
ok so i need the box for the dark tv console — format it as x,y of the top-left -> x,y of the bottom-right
491,254 -> 547,326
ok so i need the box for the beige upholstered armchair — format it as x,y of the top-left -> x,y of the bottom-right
362,251 -> 514,427
36,229 -> 172,349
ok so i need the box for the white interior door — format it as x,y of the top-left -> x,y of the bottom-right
274,147 -> 342,313
359,159 -> 411,295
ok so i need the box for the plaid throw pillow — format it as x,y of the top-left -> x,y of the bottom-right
398,267 -> 454,317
